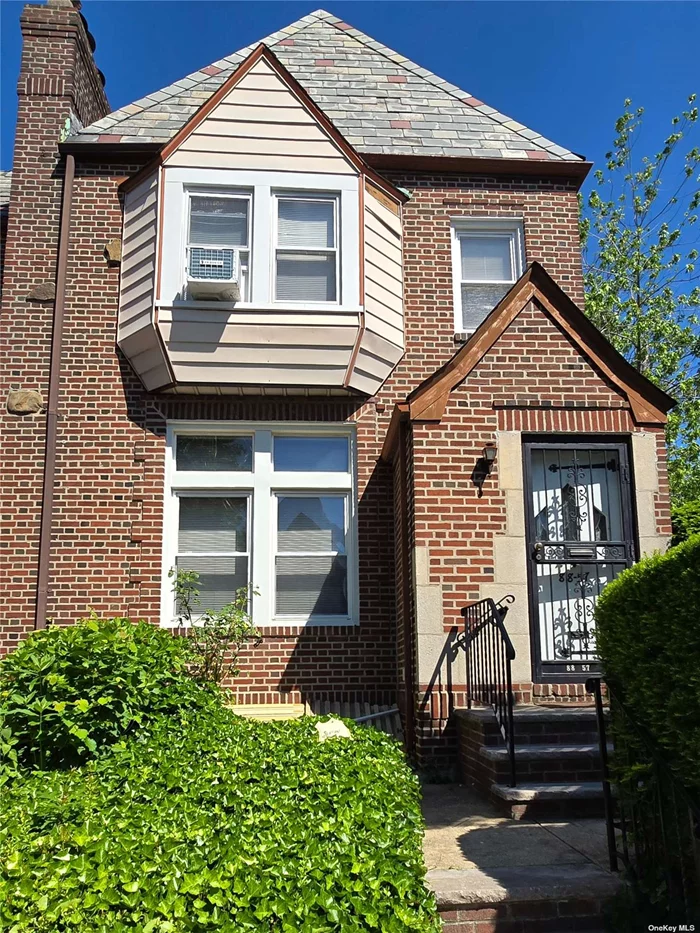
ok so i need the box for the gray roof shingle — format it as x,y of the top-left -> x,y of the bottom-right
69,10 -> 583,163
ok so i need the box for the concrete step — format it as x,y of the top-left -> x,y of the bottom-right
481,743 -> 607,760
479,743 -> 609,785
431,863 -> 620,932
491,781 -> 605,821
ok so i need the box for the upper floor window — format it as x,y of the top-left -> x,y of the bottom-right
451,219 -> 525,333
275,196 -> 338,303
160,170 -> 360,310
187,194 -> 251,301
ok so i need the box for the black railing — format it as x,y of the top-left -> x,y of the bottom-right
587,676 -> 700,923
460,595 -> 516,787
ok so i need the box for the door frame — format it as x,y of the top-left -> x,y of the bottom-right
521,435 -> 637,684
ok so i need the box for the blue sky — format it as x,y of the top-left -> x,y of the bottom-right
1,0 -> 699,200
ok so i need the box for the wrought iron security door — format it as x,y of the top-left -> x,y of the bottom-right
523,441 -> 635,681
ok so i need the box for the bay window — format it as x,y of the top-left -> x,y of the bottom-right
160,170 -> 360,309
163,424 -> 357,626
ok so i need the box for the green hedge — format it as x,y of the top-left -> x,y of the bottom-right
0,707 -> 440,932
0,617 -> 212,770
671,499 -> 700,545
0,618 -> 439,932
595,534 -> 700,790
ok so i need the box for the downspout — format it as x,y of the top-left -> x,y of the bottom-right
35,153 -> 75,629
397,412 -> 416,756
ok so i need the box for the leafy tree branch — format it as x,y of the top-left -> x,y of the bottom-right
581,96 -> 700,502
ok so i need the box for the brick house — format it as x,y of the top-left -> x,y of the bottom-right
1,1 -> 673,766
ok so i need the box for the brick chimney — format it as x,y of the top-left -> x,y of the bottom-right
0,1 -> 110,640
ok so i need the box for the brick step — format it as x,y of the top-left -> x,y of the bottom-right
431,863 -> 620,932
456,707 -> 604,747
478,743 -> 609,785
490,781 -> 605,821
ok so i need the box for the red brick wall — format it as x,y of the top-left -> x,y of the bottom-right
379,171 -> 585,402
1,2 -> 108,651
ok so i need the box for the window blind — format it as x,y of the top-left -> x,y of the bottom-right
189,197 -> 249,248
276,252 -> 336,302
276,555 -> 348,616
175,555 -> 248,613
460,235 -> 513,282
178,496 -> 247,553
277,496 -> 346,554
275,496 -> 347,617
277,198 -> 335,248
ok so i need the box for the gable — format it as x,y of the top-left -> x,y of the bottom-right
405,262 -> 674,427
164,57 -> 357,175
462,298 -> 630,410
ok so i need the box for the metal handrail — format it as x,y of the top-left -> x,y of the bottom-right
460,595 -> 517,787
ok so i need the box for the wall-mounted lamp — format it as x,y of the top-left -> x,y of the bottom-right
472,441 -> 498,497
483,442 -> 497,464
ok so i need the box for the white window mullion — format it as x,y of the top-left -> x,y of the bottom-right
251,185 -> 271,304
251,430 -> 273,627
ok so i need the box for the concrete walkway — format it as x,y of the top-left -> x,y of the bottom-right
423,783 -> 611,872
422,783 -> 620,926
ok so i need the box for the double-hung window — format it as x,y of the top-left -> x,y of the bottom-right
452,219 -> 524,333
186,193 -> 251,300
275,195 -> 338,303
163,425 -> 356,626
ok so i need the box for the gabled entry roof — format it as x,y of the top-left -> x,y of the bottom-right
67,9 -> 586,169
382,263 -> 675,460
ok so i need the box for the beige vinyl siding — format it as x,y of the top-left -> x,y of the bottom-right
165,59 -> 356,175
118,171 -> 171,391
346,183 -> 405,395
157,307 -> 359,329
158,307 -> 358,389
170,362 -> 349,387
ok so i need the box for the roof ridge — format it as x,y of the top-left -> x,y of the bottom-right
321,13 -> 576,159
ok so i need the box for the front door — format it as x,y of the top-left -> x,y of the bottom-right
523,440 -> 635,682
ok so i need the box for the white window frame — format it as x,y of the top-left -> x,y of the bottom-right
186,189 -> 252,301
451,218 -> 525,333
272,192 -> 340,305
160,169 -> 360,311
161,421 -> 358,628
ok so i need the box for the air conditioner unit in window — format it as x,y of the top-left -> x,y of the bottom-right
186,247 -> 241,301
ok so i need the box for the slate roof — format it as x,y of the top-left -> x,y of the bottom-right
68,10 -> 583,163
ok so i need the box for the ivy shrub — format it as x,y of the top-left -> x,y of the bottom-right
595,534 -> 700,790
0,707 -> 440,932
671,498 -> 700,545
0,616 -> 214,770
